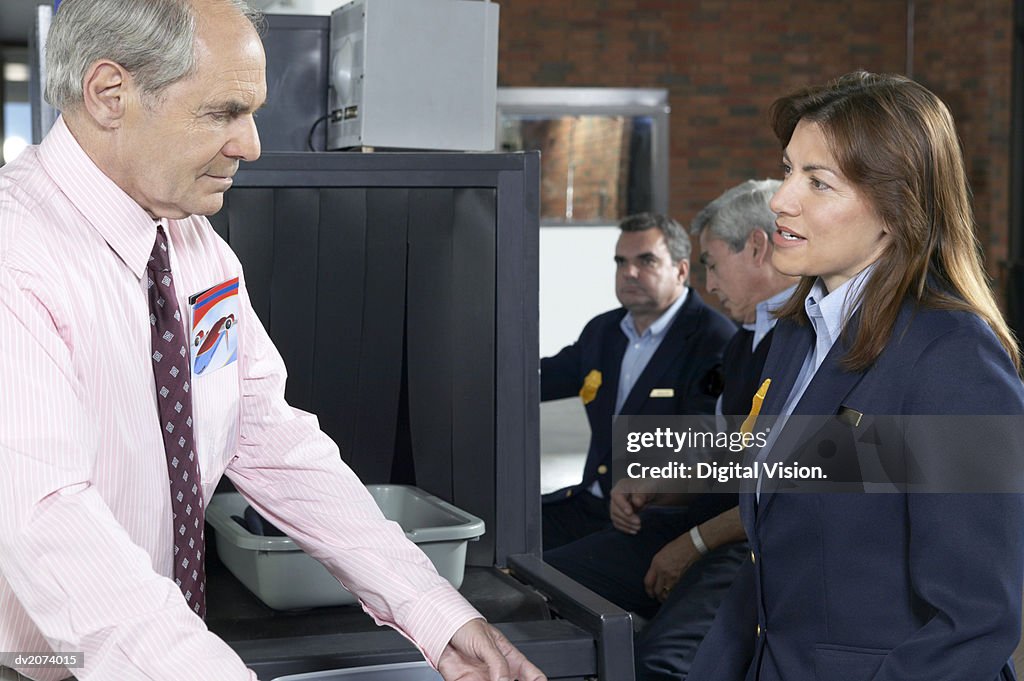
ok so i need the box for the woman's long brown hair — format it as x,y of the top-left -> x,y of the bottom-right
770,71 -> 1020,373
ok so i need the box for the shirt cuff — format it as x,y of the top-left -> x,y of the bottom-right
400,583 -> 482,668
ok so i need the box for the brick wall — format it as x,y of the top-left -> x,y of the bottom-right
499,0 -> 1013,295
913,1 -> 1013,290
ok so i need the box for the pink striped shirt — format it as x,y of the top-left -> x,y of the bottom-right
0,118 -> 480,680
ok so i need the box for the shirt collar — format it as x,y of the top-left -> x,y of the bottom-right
37,116 -> 159,280
620,287 -> 689,342
752,285 -> 797,351
804,264 -> 875,348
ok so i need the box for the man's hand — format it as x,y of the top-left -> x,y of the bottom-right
643,532 -> 702,603
609,478 -> 656,534
437,618 -> 547,681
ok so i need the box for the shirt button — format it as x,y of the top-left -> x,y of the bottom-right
597,465 -> 608,475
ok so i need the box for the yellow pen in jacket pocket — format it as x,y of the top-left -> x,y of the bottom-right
579,369 -> 602,405
740,378 -> 771,435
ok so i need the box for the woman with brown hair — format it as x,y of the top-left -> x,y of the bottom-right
689,71 -> 1024,681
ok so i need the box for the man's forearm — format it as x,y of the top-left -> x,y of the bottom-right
693,506 -> 744,551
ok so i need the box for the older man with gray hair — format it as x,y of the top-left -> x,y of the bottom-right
693,179 -> 796,339
0,2 -> 545,680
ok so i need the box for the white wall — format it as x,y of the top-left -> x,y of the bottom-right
538,226 -> 619,489
538,225 -> 621,358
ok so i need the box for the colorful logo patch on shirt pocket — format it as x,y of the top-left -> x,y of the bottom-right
189,277 -> 240,377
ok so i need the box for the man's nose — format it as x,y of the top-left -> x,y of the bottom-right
224,115 -> 261,162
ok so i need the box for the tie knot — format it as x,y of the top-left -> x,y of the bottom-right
149,225 -> 172,273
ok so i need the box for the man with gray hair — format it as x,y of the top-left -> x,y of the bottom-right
0,2 -> 545,680
540,212 -> 735,551
545,180 -> 797,680
692,179 -> 796,337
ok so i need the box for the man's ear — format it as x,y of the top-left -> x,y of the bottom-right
748,229 -> 770,265
677,258 -> 690,285
81,60 -> 133,128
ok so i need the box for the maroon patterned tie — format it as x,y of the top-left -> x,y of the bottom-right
147,225 -> 206,618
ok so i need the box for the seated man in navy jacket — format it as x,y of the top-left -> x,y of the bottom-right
541,212 -> 736,551
546,180 -> 798,680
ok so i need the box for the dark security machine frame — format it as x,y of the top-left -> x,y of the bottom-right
204,150 -> 635,681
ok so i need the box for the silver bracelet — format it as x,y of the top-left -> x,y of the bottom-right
689,525 -> 709,556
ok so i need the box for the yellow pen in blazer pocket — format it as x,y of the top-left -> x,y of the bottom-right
579,369 -> 602,405
740,378 -> 771,435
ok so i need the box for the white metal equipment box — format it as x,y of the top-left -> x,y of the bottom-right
328,0 -> 499,151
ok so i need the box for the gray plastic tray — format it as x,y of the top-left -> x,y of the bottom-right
206,486 -> 484,610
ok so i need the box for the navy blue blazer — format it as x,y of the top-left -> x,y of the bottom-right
689,302 -> 1024,681
540,290 -> 736,500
